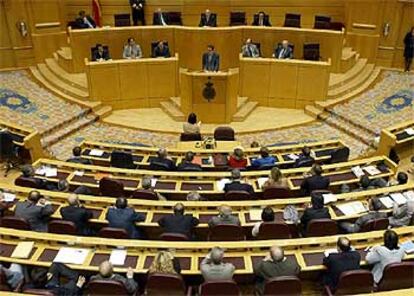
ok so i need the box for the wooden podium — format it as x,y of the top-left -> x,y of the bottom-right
179,69 -> 239,123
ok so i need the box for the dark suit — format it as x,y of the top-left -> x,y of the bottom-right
274,46 -> 293,59
202,52 -> 220,71
224,181 -> 255,196
158,214 -> 199,238
300,207 -> 331,232
75,16 -> 96,29
323,251 -> 361,290
67,156 -> 92,165
15,201 -> 54,232
130,0 -> 145,25
106,207 -> 145,238
153,45 -> 171,58
92,50 -> 110,61
177,161 -> 202,172
300,175 -> 330,195
149,157 -> 176,170
252,14 -> 271,26
294,155 -> 315,168
199,13 -> 217,27
153,12 -> 169,25
60,205 -> 93,235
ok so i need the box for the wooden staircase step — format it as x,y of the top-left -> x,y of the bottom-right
328,64 -> 374,98
58,47 -> 72,60
160,101 -> 185,121
330,58 -> 367,88
45,58 -> 87,90
232,101 -> 257,122
304,105 -> 323,119
237,96 -> 249,109
341,47 -> 356,61
94,105 -> 112,119
169,97 -> 181,109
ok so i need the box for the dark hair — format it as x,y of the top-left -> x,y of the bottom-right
28,191 -> 42,203
360,175 -> 371,189
115,197 -> 127,209
185,151 -> 194,162
79,10 -> 86,16
187,113 -> 197,124
207,44 -> 215,50
261,206 -> 275,222
312,164 -> 323,176
397,172 -> 408,185
337,237 -> 351,252
22,165 -> 34,177
383,230 -> 399,250
302,146 -> 311,157
260,147 -> 269,158
310,192 -> 324,209
127,37 -> 134,43
31,267 -> 48,288
72,146 -> 82,157
371,198 -> 383,211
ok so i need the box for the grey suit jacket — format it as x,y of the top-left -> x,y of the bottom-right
200,254 -> 235,281
366,246 -> 405,283
208,215 -> 240,228
241,44 -> 260,58
15,201 -> 54,232
123,44 -> 142,59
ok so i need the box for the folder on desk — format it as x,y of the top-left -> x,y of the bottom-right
11,241 -> 34,259
401,240 -> 414,254
287,154 -> 299,160
89,149 -> 104,157
249,208 -> 262,221
322,193 -> 337,204
379,196 -> 394,209
351,166 -> 365,178
53,247 -> 90,265
109,249 -> 127,266
405,128 -> 414,136
337,201 -> 367,216
3,192 -> 16,202
257,177 -> 268,188
44,167 -> 58,177
390,193 -> 407,205
403,190 -> 414,201
363,165 -> 381,176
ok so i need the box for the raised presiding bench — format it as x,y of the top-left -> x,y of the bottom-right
378,119 -> 414,157
85,54 -> 179,110
79,139 -> 348,171
0,227 -> 413,276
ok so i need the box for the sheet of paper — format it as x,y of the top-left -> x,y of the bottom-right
35,166 -> 46,176
44,167 -> 57,177
89,149 -> 104,157
109,249 -> 127,266
287,153 -> 299,160
151,178 -> 157,187
390,193 -> 407,205
405,127 -> 414,135
363,165 -> 381,176
351,166 -> 365,178
400,240 -> 414,254
53,247 -> 90,265
3,192 -> 16,202
379,196 -> 394,209
249,208 -> 263,221
322,193 -> 337,204
257,177 -> 269,188
324,248 -> 338,257
74,170 -> 84,176
11,241 -> 34,259
403,190 -> 414,201
216,178 -> 231,191
337,201 -> 367,216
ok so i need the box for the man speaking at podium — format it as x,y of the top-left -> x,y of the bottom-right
202,45 -> 220,72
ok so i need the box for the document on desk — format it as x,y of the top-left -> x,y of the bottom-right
322,193 -> 337,204
89,149 -> 104,157
390,193 -> 407,205
403,190 -> 414,201
53,247 -> 90,265
287,154 -> 299,160
3,192 -> 16,202
363,165 -> 381,176
404,127 -> 414,136
337,201 -> 367,216
44,167 -> 58,177
257,177 -> 268,188
109,249 -> 127,266
35,166 -> 46,176
379,196 -> 394,209
400,240 -> 414,254
216,178 -> 231,191
249,208 -> 263,221
11,241 -> 34,259
151,178 -> 157,187
351,166 -> 365,178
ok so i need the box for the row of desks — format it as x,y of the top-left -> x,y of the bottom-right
378,119 -> 414,156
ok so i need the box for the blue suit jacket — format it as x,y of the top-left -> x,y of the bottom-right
202,52 -> 220,71
106,207 -> 145,238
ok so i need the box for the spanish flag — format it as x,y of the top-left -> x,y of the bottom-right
92,0 -> 102,27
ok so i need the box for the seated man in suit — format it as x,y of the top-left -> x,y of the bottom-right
199,9 -> 217,27
153,8 -> 169,26
149,148 -> 176,170
123,37 -> 142,59
60,194 -> 93,235
92,44 -> 111,61
19,165 -> 47,189
177,151 -> 202,171
15,191 -> 54,232
254,246 -> 301,295
241,38 -> 260,58
67,146 -> 92,165
200,247 -> 235,281
208,205 -> 240,228
252,11 -> 271,26
75,10 -> 96,29
224,169 -> 255,196
158,203 -> 199,239
141,176 -> 166,200
273,40 -> 293,59
251,147 -> 276,168
153,41 -> 171,58
294,146 -> 315,168
106,197 -> 145,239
339,198 -> 387,233
300,164 -> 330,195
300,191 -> 331,233
91,261 -> 138,295
323,237 -> 361,291
202,45 -> 220,72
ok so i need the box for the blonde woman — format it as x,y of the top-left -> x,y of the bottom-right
263,167 -> 288,188
148,251 -> 181,275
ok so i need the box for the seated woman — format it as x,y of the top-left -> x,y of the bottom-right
300,192 -> 331,235
228,147 -> 247,169
183,113 -> 201,134
366,230 -> 405,285
262,167 -> 288,189
148,250 -> 181,275
251,206 -> 275,237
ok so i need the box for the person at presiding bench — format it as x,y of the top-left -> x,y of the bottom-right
106,197 -> 146,239
67,146 -> 92,165
183,112 -> 201,134
251,147 -> 276,169
228,147 -> 248,169
123,37 -> 142,59
92,44 -> 111,62
273,40 -> 293,59
300,164 -> 330,195
294,146 -> 315,168
208,205 -> 240,227
366,230 -> 406,285
75,10 -> 96,29
153,41 -> 170,58
202,44 -> 220,72
177,151 -> 202,171
200,247 -> 235,281
241,38 -> 260,58
224,169 -> 255,196
15,190 -> 54,232
199,9 -> 217,27
60,194 -> 93,235
300,192 -> 331,234
339,198 -> 387,233
262,167 -> 289,189
153,8 -> 169,26
252,11 -> 271,27
254,246 -> 301,295
149,148 -> 176,170
91,261 -> 138,295
158,203 -> 199,239
323,237 -> 361,291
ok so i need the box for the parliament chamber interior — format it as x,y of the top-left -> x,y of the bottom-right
0,0 -> 413,295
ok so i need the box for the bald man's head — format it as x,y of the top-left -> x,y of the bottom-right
210,247 -> 224,265
174,203 -> 184,215
99,261 -> 113,278
219,205 -> 232,217
337,237 -> 351,252
270,246 -> 284,262
67,194 -> 79,206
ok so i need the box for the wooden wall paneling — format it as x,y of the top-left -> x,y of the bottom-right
238,58 -> 270,106
392,1 -> 414,68
0,0 -> 16,68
